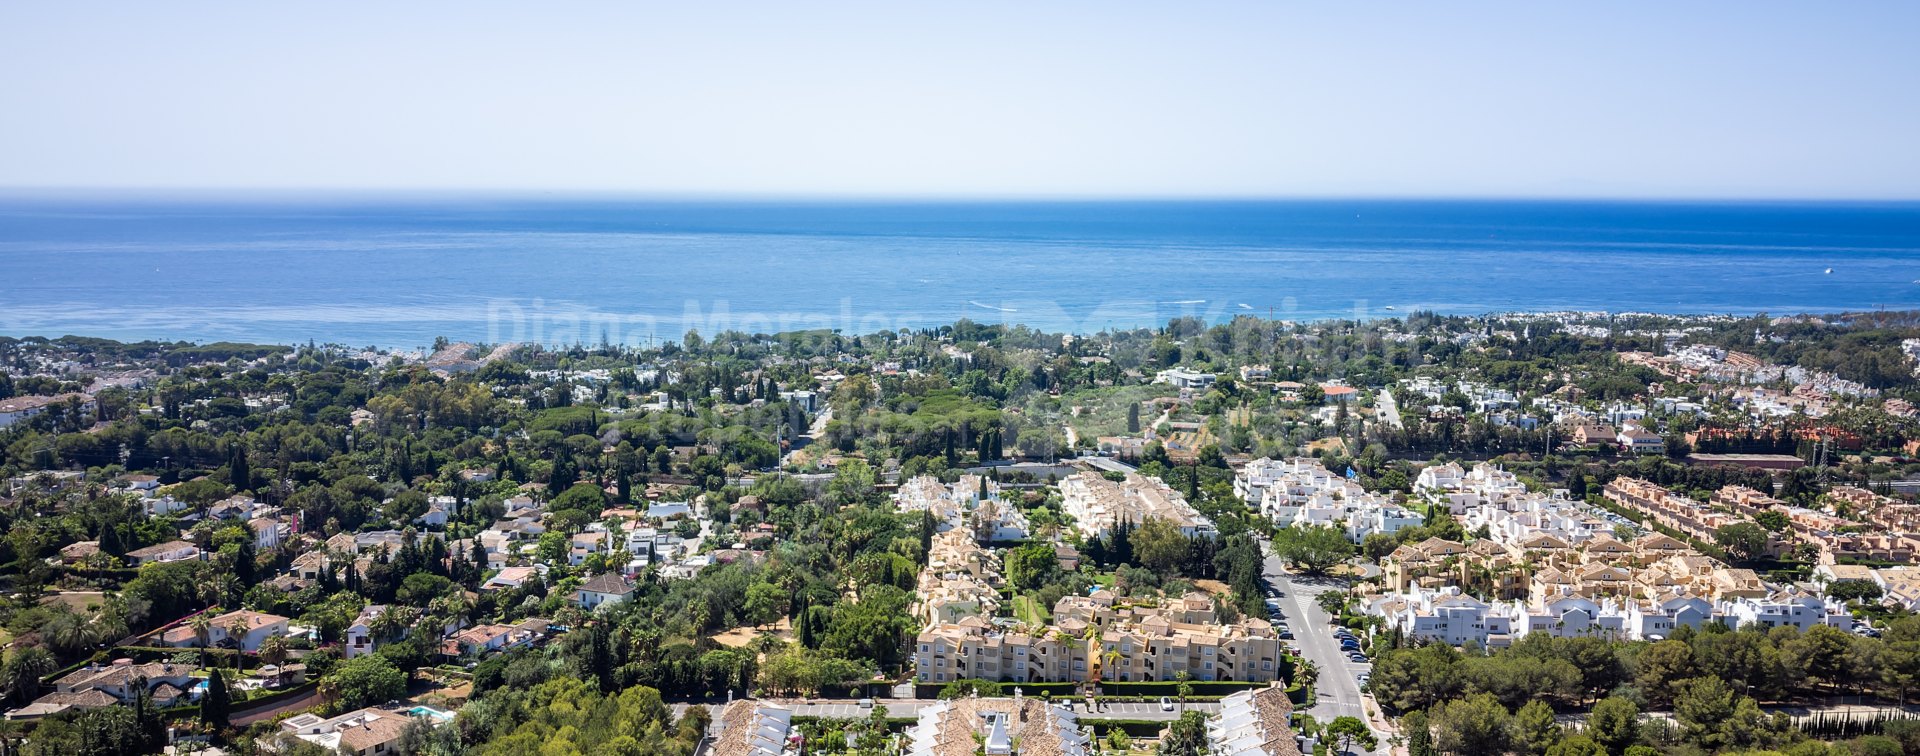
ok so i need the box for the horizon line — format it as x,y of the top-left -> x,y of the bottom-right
3,185 -> 1920,206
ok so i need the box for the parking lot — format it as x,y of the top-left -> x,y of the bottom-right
791,701 -> 929,719
1075,701 -> 1221,719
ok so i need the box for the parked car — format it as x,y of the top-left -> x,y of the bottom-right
1160,697 -> 1175,712
858,698 -> 874,709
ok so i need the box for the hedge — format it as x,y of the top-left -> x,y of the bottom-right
1099,681 -> 1268,697
915,679 -> 1270,700
156,681 -> 319,721
1083,719 -> 1180,737
793,715 -> 917,732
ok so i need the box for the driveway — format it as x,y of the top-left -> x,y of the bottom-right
232,685 -> 321,727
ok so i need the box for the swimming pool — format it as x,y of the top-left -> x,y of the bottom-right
406,705 -> 454,723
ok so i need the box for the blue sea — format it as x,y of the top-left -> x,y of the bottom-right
2,195 -> 1918,350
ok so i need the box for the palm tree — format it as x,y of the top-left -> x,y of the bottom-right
371,606 -> 407,643
1174,670 -> 1193,713
219,574 -> 244,606
2,647 -> 56,706
317,676 -> 342,714
429,592 -> 470,626
226,619 -> 253,663
190,614 -> 213,649
258,634 -> 290,667
40,612 -> 91,657
196,578 -> 222,610
87,610 -> 128,648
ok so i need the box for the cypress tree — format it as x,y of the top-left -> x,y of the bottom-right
550,450 -> 577,495
100,520 -> 126,557
796,606 -> 819,649
202,667 -> 231,730
234,539 -> 257,585
229,442 -> 250,490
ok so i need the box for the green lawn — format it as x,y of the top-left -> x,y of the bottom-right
1013,594 -> 1051,625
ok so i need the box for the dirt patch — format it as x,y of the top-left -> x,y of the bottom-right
711,617 -> 792,649
1192,579 -> 1232,596
1306,437 -> 1348,455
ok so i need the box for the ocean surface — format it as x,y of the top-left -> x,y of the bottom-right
2,195 -> 1919,350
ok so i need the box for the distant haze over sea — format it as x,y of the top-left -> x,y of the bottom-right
2,196 -> 1918,349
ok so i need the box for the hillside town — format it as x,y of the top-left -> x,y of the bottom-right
2,310 -> 1920,755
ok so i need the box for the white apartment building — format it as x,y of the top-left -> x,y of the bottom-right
1371,587 -> 1515,647
1239,458 -> 1419,541
1372,587 -> 1729,647
1059,471 -> 1214,539
1718,592 -> 1854,633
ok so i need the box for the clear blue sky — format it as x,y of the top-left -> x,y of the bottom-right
3,2 -> 1917,199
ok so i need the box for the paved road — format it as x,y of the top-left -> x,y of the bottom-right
1375,388 -> 1403,430
1263,545 -> 1380,755
1082,456 -> 1138,474
232,685 -> 321,727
